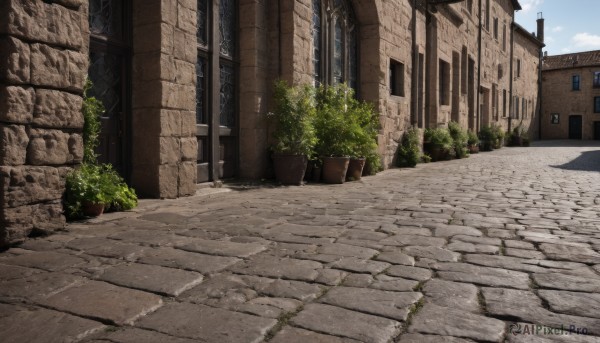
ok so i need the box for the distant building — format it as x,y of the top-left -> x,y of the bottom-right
0,0 -> 543,246
541,50 -> 600,140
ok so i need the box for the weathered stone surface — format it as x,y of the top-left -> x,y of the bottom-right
403,246 -> 461,262
0,86 -> 34,123
463,254 -> 546,273
330,257 -> 390,274
291,304 -> 402,343
137,302 -> 277,342
138,247 -> 241,274
0,36 -> 30,83
99,263 -> 204,297
270,327 -> 362,343
539,243 -> 600,264
371,274 -> 420,291
433,225 -> 482,237
533,273 -> 600,292
177,238 -> 267,257
422,279 -> 480,313
538,290 -> 600,319
40,281 -> 163,325
398,333 -> 476,343
67,237 -> 146,261
319,287 -> 422,321
273,223 -> 346,238
435,262 -> 531,289
0,263 -> 42,280
0,124 -> 29,165
27,129 -> 81,165
380,234 -> 447,247
386,265 -> 433,281
446,241 -> 500,254
0,304 -> 104,343
0,251 -> 85,272
0,166 -> 66,208
228,256 -> 321,281
408,303 -> 506,342
317,243 -> 379,259
0,272 -> 84,302
94,327 -> 198,343
375,251 -> 415,266
33,89 -> 84,129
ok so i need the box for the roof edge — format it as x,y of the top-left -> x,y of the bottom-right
512,0 -> 522,11
513,22 -> 545,48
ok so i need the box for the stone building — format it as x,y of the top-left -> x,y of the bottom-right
0,0 -> 543,246
540,50 -> 600,140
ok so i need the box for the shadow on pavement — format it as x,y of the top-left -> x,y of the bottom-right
550,149 -> 600,172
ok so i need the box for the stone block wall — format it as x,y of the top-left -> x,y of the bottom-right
130,0 -> 198,198
0,0 -> 88,246
513,29 -> 541,137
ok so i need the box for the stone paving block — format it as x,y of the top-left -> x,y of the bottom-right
505,248 -> 546,259
434,262 -> 531,289
538,290 -> 600,319
342,273 -> 374,287
375,251 -> 415,266
176,238 -> 267,257
533,272 -> 600,292
136,302 -> 277,342
291,303 -> 402,343
98,263 -> 204,297
0,263 -> 43,280
386,265 -> 433,281
539,243 -> 600,264
315,268 -> 348,285
0,251 -> 86,271
228,255 -> 322,281
380,234 -> 447,247
0,304 -> 105,343
108,230 -> 191,247
40,281 -> 163,325
0,272 -> 84,302
380,225 -> 432,236
316,243 -> 379,258
504,240 -> 536,250
371,274 -> 419,291
66,237 -> 146,261
433,225 -> 482,237
137,247 -> 241,274
484,287 -> 600,336
403,246 -> 461,262
272,223 -> 347,238
408,303 -> 506,342
398,333 -> 476,343
463,254 -> 547,273
240,297 -> 302,318
94,327 -> 198,343
446,242 -> 500,254
318,286 -> 422,321
330,257 -> 390,274
422,279 -> 480,313
269,327 -> 362,343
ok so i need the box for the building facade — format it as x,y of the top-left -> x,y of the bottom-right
541,50 -> 600,140
0,0 -> 543,246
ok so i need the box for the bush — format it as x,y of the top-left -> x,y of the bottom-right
467,129 -> 479,146
82,80 -> 103,164
478,125 -> 496,151
268,81 -> 317,156
424,127 -> 454,161
492,124 -> 505,149
448,121 -> 469,159
397,127 -> 421,168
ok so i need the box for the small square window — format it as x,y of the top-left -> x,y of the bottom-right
594,72 -> 600,88
572,75 -> 580,91
551,113 -> 560,124
390,60 -> 405,97
595,97 -> 600,113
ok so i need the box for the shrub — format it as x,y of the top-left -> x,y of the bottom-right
448,121 -> 469,159
467,129 -> 479,146
82,80 -> 103,164
268,81 -> 317,156
397,127 -> 421,168
424,127 -> 454,161
492,124 -> 505,149
478,125 -> 496,151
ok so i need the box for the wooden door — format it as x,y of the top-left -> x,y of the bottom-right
594,121 -> 600,140
569,115 -> 583,140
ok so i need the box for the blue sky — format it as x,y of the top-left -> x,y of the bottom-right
515,0 -> 600,56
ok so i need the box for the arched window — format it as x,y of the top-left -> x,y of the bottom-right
312,0 -> 358,89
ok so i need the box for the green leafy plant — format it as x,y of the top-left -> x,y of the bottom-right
492,124 -> 505,149
424,127 -> 454,161
448,121 -> 469,159
268,81 -> 318,156
467,129 -> 479,146
478,125 -> 496,151
82,80 -> 103,164
397,127 -> 421,168
508,124 -> 530,147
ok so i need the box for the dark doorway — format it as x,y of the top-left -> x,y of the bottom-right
594,121 -> 600,140
568,115 -> 583,140
468,57 -> 475,130
88,0 -> 131,179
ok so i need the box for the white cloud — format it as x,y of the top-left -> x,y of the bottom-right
520,0 -> 544,13
561,47 -> 572,53
572,32 -> 600,49
551,26 -> 563,33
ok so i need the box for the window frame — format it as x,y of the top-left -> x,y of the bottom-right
390,59 -> 405,97
595,96 -> 600,113
439,59 -> 450,106
572,74 -> 580,91
594,71 -> 600,88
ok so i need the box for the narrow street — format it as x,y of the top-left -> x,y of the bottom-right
1,141 -> 600,343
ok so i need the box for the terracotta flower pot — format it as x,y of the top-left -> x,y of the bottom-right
322,156 -> 350,184
346,158 -> 366,181
468,144 -> 479,154
273,154 -> 308,185
82,202 -> 105,217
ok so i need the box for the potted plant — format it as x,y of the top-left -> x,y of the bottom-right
424,127 -> 454,161
492,124 -> 505,149
268,81 -> 318,185
448,121 -> 469,159
397,127 -> 421,168
314,84 -> 355,184
467,129 -> 480,153
478,125 -> 496,151
345,89 -> 379,181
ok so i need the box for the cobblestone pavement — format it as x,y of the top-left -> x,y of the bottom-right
1,141 -> 600,343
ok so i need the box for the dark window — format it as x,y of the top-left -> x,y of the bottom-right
313,0 -> 358,89
89,0 -> 123,38
390,60 -> 404,97
485,0 -> 490,31
514,96 -> 519,119
461,46 -> 468,94
466,0 -> 473,13
503,89 -> 507,117
595,97 -> 600,113
516,59 -> 521,78
551,113 -> 559,124
572,75 -> 580,90
594,72 -> 600,88
493,18 -> 498,40
502,23 -> 507,51
439,59 -> 450,105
